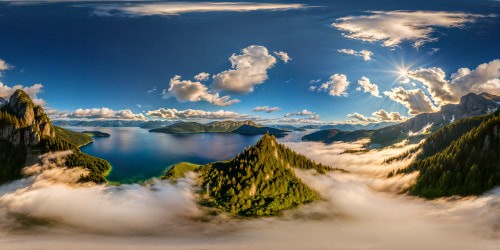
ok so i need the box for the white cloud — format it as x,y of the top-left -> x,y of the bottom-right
357,77 -> 381,97
333,11 -> 483,48
347,113 -> 379,123
68,108 -> 146,120
372,109 -> 406,122
284,109 -> 314,117
253,106 -> 280,113
146,108 -> 251,120
147,87 -> 157,94
0,82 -> 45,105
384,87 -> 437,115
92,2 -> 307,17
337,49 -> 373,61
212,45 -> 278,93
404,59 -> 500,107
0,59 -> 11,75
449,59 -> 500,96
273,51 -> 292,63
194,72 -> 210,81
407,67 -> 456,105
347,109 -> 406,124
313,73 -> 350,97
164,75 -> 239,107
278,115 -> 322,124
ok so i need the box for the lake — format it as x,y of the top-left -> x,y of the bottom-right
64,127 -> 308,183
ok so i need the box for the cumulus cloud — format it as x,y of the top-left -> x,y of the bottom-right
337,49 -> 373,61
68,108 -> 146,120
146,108 -> 251,120
407,67 -> 456,105
333,11 -> 483,48
273,51 -> 292,63
311,73 -> 350,97
347,113 -> 379,123
384,87 -> 437,115
0,59 -> 11,75
194,72 -> 210,81
372,109 -> 406,122
164,75 -> 239,106
402,59 -> 500,109
357,76 -> 381,97
284,109 -> 314,117
92,2 -> 307,17
213,45 -> 278,93
0,82 -> 45,106
347,109 -> 406,124
449,59 -> 500,97
253,106 -> 280,113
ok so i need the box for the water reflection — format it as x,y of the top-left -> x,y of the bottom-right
65,127 -> 262,183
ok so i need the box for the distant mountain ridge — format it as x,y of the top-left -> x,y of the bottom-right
52,119 -> 170,129
150,120 -> 288,137
302,92 -> 500,146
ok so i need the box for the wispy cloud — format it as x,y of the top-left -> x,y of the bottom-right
90,2 -> 308,17
333,11 -> 484,48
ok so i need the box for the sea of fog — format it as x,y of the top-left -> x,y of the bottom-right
0,129 -> 498,249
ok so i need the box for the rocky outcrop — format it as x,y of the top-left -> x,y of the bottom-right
382,93 -> 499,135
0,90 -> 55,146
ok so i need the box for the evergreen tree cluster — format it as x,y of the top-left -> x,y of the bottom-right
403,110 -> 500,198
197,134 -> 330,216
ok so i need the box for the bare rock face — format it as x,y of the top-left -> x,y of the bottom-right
9,90 -> 36,126
1,90 -> 55,146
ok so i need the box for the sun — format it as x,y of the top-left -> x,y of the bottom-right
395,63 -> 412,83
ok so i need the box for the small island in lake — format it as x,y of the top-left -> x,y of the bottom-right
81,131 -> 111,137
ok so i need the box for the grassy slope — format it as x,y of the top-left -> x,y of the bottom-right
163,162 -> 200,180
54,126 -> 93,146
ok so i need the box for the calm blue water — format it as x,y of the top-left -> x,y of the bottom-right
65,127 -> 263,183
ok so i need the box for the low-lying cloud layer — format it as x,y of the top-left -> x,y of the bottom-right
0,140 -> 498,249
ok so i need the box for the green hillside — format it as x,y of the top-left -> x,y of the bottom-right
401,110 -> 500,198
195,134 -> 332,216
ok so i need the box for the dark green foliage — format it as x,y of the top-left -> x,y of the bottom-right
65,151 -> 111,183
405,112 -> 500,198
81,131 -> 111,138
163,162 -> 200,180
54,126 -> 93,146
197,134 -> 331,216
0,140 -> 27,183
0,90 -> 110,184
231,124 -> 288,137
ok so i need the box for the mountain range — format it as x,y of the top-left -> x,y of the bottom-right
303,92 -> 500,146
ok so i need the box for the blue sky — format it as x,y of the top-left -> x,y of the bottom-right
0,0 -> 498,124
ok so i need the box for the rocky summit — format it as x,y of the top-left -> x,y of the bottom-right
0,90 -> 55,146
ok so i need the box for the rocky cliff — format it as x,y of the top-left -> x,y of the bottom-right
0,90 -> 55,146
